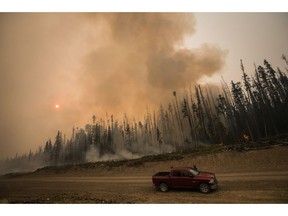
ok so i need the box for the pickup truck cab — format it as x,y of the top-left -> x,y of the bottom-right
152,167 -> 217,193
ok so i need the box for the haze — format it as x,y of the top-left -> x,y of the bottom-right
0,13 -> 287,160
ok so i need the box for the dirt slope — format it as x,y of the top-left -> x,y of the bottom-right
28,144 -> 288,176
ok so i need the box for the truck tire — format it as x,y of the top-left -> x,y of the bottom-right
159,183 -> 169,192
199,183 -> 211,194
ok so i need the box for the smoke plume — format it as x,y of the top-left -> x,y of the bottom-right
0,13 -> 226,160
79,13 -> 226,117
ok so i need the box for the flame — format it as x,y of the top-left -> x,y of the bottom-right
243,134 -> 250,142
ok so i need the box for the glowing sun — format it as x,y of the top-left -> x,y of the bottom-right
55,104 -> 60,109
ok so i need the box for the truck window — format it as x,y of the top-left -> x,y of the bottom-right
182,171 -> 192,177
171,171 -> 181,176
190,169 -> 200,176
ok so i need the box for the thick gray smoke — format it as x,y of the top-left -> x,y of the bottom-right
79,13 -> 226,117
85,146 -> 141,162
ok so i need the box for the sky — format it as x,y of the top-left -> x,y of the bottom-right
0,12 -> 287,160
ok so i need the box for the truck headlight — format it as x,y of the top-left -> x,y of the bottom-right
209,179 -> 215,184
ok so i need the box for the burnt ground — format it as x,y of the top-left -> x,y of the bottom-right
0,144 -> 288,204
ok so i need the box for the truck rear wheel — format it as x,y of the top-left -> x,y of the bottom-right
159,183 -> 169,192
199,183 -> 211,194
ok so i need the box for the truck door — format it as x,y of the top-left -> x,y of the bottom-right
170,170 -> 194,188
181,170 -> 197,188
170,170 -> 182,188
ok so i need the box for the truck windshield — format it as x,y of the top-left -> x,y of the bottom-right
190,169 -> 200,176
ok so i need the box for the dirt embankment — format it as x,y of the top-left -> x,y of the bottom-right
0,144 -> 288,203
27,144 -> 288,177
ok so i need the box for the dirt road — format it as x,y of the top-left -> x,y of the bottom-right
1,170 -> 288,203
1,145 -> 288,203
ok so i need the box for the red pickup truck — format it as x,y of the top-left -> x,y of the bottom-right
152,167 -> 218,193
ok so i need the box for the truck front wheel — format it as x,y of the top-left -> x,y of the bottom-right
159,183 -> 169,192
199,183 -> 211,194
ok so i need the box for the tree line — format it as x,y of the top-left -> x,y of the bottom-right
1,56 -> 288,173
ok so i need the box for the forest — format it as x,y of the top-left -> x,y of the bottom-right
1,56 -> 288,173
